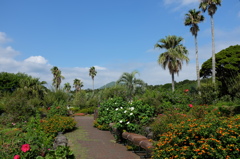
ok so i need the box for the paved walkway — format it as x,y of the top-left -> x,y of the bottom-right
73,115 -> 141,159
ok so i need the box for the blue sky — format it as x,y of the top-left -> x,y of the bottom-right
0,0 -> 240,89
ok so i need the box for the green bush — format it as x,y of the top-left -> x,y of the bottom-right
41,115 -> 76,137
152,114 -> 240,158
47,104 -> 69,117
96,97 -> 155,134
0,114 -> 53,158
79,107 -> 96,114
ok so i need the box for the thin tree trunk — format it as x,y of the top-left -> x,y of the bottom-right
171,73 -> 175,92
211,15 -> 216,84
92,79 -> 94,93
195,35 -> 201,88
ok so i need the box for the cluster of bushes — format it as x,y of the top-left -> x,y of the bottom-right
0,105 -> 76,159
94,97 -> 155,139
93,88 -> 240,158
151,105 -> 240,158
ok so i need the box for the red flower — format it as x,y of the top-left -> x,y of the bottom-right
21,144 -> 30,152
14,155 -> 21,159
184,89 -> 189,93
188,104 -> 193,108
47,107 -> 51,110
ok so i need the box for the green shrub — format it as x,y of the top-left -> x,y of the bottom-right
41,115 -> 76,136
96,97 -> 155,134
152,114 -> 240,158
0,114 -> 53,159
47,104 -> 69,117
79,107 -> 96,114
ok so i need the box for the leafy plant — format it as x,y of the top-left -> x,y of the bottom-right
41,115 -> 76,137
152,114 -> 240,158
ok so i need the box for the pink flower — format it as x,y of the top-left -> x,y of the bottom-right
184,89 -> 189,93
14,155 -> 20,159
21,144 -> 30,152
12,123 -> 16,126
188,104 -> 193,108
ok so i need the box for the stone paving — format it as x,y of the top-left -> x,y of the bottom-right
73,115 -> 141,159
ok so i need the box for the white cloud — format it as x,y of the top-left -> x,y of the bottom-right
0,46 -> 20,58
0,32 -> 12,43
93,65 -> 107,71
24,56 -> 48,64
163,0 -> 199,10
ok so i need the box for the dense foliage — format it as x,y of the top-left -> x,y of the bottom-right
94,97 -> 155,134
200,45 -> 240,96
151,107 -> 240,158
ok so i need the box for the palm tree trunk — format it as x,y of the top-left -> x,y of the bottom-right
171,73 -> 175,92
195,35 -> 200,88
92,79 -> 94,93
211,15 -> 216,84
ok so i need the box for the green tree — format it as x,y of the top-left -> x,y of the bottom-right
64,82 -> 71,92
51,66 -> 65,90
116,70 -> 146,100
0,72 -> 31,92
73,79 -> 84,92
18,76 -> 47,99
89,66 -> 97,92
184,9 -> 204,89
155,35 -> 189,92
200,45 -> 240,96
199,0 -> 222,84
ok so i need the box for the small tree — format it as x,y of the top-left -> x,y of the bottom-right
89,66 -> 97,93
51,66 -> 65,90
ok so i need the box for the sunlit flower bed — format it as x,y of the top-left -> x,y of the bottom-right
151,112 -> 240,158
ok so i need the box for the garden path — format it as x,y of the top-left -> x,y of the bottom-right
67,115 -> 141,159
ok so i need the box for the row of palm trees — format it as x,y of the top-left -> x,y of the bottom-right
155,0 -> 221,91
50,66 -> 97,92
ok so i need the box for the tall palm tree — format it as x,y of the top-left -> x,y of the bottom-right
51,66 -> 65,90
73,79 -> 84,92
184,9 -> 204,88
155,35 -> 189,92
199,0 -> 221,84
64,82 -> 71,92
117,70 -> 146,101
89,66 -> 97,92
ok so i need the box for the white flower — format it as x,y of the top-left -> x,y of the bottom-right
130,107 -> 134,111
130,113 -> 133,116
106,108 -> 109,110
124,110 -> 127,113
115,108 -> 119,111
120,107 -> 123,109
127,121 -> 130,124
119,120 -> 123,123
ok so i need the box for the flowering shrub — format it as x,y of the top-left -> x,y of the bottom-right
95,97 -> 155,134
1,113 -> 76,158
94,97 -> 128,130
152,114 -> 240,158
40,115 -> 76,136
47,105 -> 68,117
1,114 -> 53,158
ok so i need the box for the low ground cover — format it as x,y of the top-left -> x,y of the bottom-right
0,106 -> 76,159
151,107 -> 240,158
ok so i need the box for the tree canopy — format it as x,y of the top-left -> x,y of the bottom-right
200,45 -> 240,96
200,45 -> 240,79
